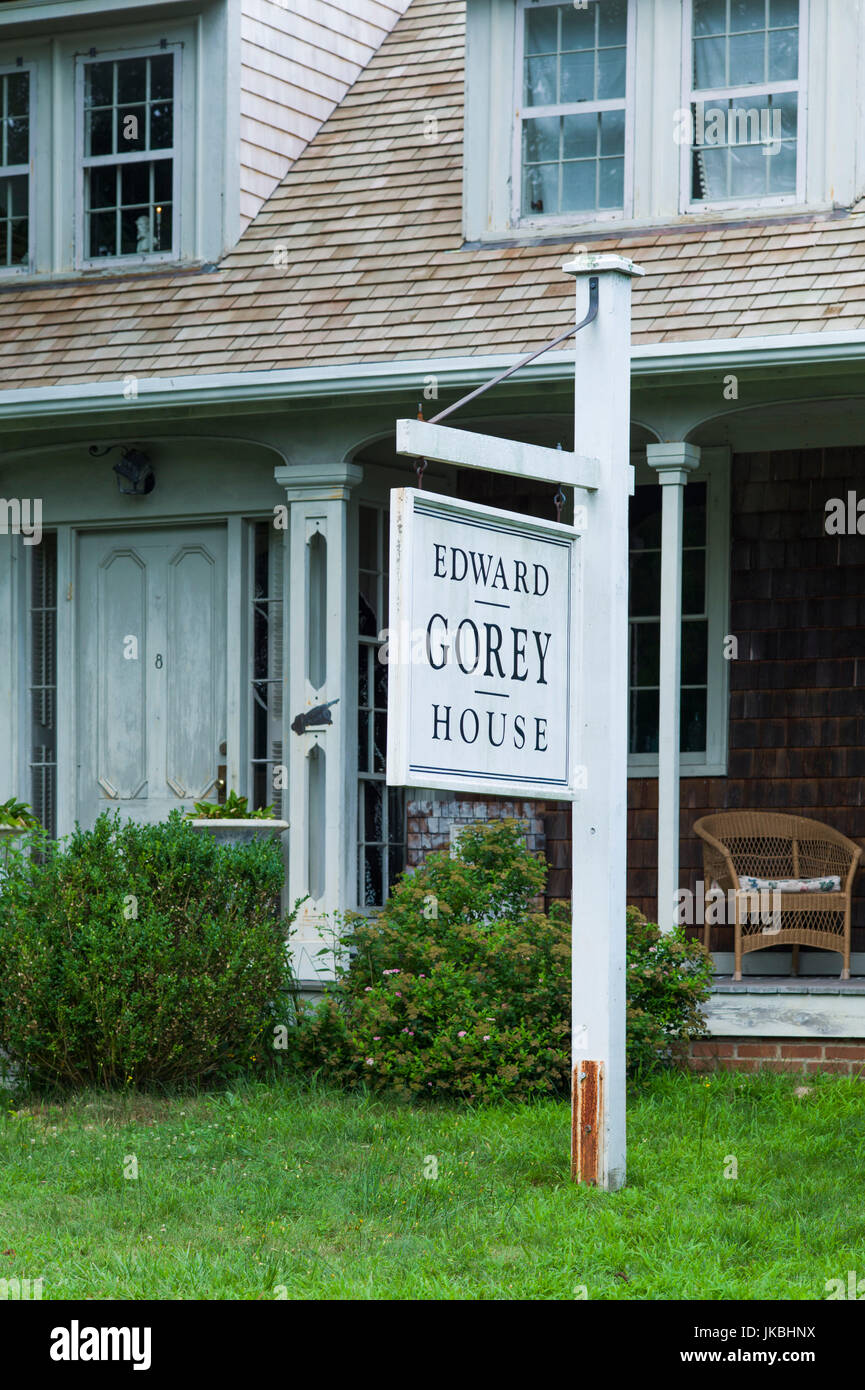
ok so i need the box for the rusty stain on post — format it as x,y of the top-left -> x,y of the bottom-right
571,1060 -> 603,1184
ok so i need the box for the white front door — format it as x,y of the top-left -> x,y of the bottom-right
77,525 -> 227,827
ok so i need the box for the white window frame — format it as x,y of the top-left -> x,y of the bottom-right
680,0 -> 809,214
0,62 -> 35,277
628,448 -> 731,780
511,0 -> 636,230
75,43 -> 182,270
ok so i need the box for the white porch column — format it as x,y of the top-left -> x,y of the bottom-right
646,442 -> 701,932
0,530 -> 20,801
275,460 -> 363,985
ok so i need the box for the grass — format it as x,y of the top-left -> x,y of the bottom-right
1,1070 -> 864,1299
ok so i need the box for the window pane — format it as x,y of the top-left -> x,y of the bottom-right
729,30 -> 765,85
362,847 -> 383,907
526,7 -> 559,55
694,0 -> 726,36
562,112 -> 596,159
600,108 -> 626,156
560,49 -> 595,104
117,58 -> 147,104
6,71 -> 29,116
524,54 -> 557,106
769,137 -> 796,194
681,688 -> 707,753
154,158 -> 173,202
631,621 -> 660,687
86,61 -> 114,109
150,54 -> 174,100
694,36 -> 726,88
87,107 -> 114,158
523,160 -> 558,215
682,549 -> 706,616
9,217 -> 27,264
561,159 -> 595,212
598,157 -> 624,208
524,115 -> 560,163
118,105 -> 146,152
769,27 -> 798,80
731,0 -> 765,32
359,506 -> 378,572
629,551 -> 661,617
6,115 -> 28,166
770,0 -> 799,25
364,778 -> 383,842
150,101 -> 173,150
630,689 -> 659,755
730,142 -> 767,197
121,161 -> 150,205
597,45 -> 626,100
89,210 -> 117,258
598,0 -> 627,44
681,619 -> 708,686
90,165 -> 116,209
683,483 -> 707,546
630,487 -> 662,548
121,206 -> 151,255
561,5 -> 594,50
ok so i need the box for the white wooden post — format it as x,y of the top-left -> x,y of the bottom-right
0,530 -> 20,800
646,443 -> 701,933
563,252 -> 643,1190
275,461 -> 362,984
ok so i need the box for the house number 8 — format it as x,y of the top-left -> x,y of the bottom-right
155,653 -> 163,669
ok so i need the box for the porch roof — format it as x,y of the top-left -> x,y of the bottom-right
2,0 -> 865,391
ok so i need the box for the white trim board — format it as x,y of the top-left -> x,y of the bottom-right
705,988 -> 865,1039
1,329 -> 865,421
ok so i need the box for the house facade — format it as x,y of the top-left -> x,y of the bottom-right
2,0 -> 865,1061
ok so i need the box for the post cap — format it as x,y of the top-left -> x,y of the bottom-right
562,251 -> 645,277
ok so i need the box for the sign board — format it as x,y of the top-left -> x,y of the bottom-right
386,488 -> 580,800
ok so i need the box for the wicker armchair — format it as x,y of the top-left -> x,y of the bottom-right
693,813 -> 861,980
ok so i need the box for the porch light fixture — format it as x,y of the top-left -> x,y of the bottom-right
89,444 -> 155,496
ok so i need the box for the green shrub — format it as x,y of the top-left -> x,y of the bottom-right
0,811 -> 296,1090
626,906 -> 714,1074
292,821 -> 713,1102
292,820 -> 569,1104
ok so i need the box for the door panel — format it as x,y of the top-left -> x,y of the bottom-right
96,548 -> 148,800
165,543 -> 223,800
77,525 -> 227,827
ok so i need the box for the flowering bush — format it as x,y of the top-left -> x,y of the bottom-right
292,820 -> 714,1102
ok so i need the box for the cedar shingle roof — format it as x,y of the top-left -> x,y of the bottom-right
2,0 -> 865,390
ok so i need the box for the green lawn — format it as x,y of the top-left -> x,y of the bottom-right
1,1071 -> 864,1299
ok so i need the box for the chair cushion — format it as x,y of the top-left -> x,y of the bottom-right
739,874 -> 842,893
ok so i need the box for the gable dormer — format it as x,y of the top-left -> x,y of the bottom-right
0,0 -> 408,277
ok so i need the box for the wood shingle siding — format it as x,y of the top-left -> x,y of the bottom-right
239,0 -> 412,227
0,0 -> 864,384
547,445 -> 865,951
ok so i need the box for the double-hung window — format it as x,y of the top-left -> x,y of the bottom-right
627,454 -> 731,777
684,0 -> 804,207
78,48 -> 178,264
0,67 -> 31,271
515,0 -> 633,223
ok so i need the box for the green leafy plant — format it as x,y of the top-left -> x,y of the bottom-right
0,798 -> 39,829
0,811 -> 296,1090
291,820 -> 570,1104
626,906 -> 714,1075
186,790 -> 275,820
291,821 -> 714,1101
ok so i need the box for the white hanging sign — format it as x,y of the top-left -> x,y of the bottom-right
386,487 -> 580,800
